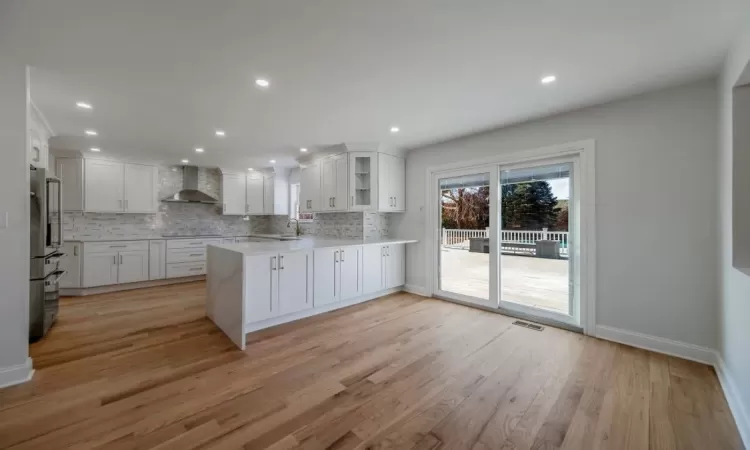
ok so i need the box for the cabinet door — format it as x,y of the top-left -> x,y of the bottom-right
124,164 -> 157,213
320,157 -> 336,211
277,251 -> 312,315
83,251 -> 119,287
246,173 -> 264,214
339,246 -> 361,300
391,157 -> 405,211
85,159 -> 124,212
349,152 -> 377,211
378,153 -> 392,211
386,244 -> 405,288
244,254 -> 278,323
333,154 -> 348,211
56,158 -> 84,211
302,161 -> 321,212
149,240 -> 166,280
362,245 -> 384,294
263,174 -> 274,214
59,242 -> 82,288
117,250 -> 149,284
222,174 -> 246,215
313,248 -> 338,306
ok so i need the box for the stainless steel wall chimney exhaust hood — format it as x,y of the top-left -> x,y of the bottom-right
161,166 -> 219,204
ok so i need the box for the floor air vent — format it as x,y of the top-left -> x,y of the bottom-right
512,320 -> 544,331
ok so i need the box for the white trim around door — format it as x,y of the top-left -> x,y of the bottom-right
424,139 -> 596,335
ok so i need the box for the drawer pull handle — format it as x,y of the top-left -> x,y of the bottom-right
189,253 -> 203,257
109,245 -> 127,248
188,267 -> 203,271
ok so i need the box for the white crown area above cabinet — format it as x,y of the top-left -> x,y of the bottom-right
298,144 -> 405,214
54,155 -> 159,214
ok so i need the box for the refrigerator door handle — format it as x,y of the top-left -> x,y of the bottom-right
46,177 -> 63,248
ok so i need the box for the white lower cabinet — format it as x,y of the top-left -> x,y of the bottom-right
59,242 -> 82,288
117,250 -> 150,284
82,241 -> 151,287
83,251 -> 119,287
149,240 -> 166,280
313,246 -> 362,306
361,243 -> 405,293
385,243 -> 405,288
339,246 -> 362,300
245,251 -> 312,323
277,251 -> 313,315
362,245 -> 384,295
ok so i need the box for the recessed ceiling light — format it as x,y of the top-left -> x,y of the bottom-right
215,130 -> 225,137
90,147 -> 100,152
181,159 -> 189,164
269,159 -> 276,164
84,129 -> 97,136
76,101 -> 92,109
390,126 -> 400,133
195,147 -> 204,153
255,79 -> 270,88
541,75 -> 557,84
247,168 -> 254,171
300,148 -> 308,152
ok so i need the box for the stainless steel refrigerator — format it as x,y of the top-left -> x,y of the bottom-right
29,166 -> 66,342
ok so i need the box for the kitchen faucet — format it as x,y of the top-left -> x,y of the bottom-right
287,218 -> 301,236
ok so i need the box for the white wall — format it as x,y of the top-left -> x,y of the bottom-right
394,79 -> 719,349
0,2 -> 33,387
718,20 -> 750,443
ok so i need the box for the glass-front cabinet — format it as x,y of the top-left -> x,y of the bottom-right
348,152 -> 378,211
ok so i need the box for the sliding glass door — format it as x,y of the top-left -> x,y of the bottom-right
498,160 -> 576,326
433,157 -> 580,328
435,168 -> 498,309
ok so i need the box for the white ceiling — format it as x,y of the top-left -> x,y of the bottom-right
15,0 -> 749,171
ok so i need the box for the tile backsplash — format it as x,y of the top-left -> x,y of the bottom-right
64,165 -> 393,239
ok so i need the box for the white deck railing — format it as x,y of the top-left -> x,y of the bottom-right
442,228 -> 569,257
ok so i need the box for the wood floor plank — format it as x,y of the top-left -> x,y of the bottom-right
0,281 -> 741,450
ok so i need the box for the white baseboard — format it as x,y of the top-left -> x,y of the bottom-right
594,325 -> 716,365
0,357 -> 34,389
715,355 -> 750,447
403,284 -> 430,297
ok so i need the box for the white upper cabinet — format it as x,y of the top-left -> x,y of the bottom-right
348,152 -> 377,211
300,161 -> 321,213
56,156 -> 158,214
320,154 -> 348,212
263,174 -> 274,215
221,173 -> 246,215
56,158 -> 84,212
378,153 -> 406,212
299,148 -> 405,214
123,163 -> 157,213
246,172 -> 264,214
85,159 -> 125,212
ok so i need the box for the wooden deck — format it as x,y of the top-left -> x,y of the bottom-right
0,281 -> 742,449
440,247 -> 569,313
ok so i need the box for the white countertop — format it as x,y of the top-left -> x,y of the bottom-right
209,237 -> 418,255
65,234 -> 274,242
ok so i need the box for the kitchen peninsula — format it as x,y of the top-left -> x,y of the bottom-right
206,237 -> 417,349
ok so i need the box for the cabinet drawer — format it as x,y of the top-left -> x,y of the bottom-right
166,238 -> 222,249
84,240 -> 149,254
167,247 -> 206,263
166,261 -> 206,278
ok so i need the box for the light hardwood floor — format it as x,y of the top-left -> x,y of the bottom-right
0,281 -> 742,449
